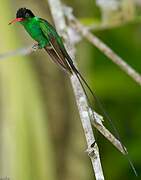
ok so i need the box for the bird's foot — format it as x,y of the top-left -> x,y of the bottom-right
32,43 -> 39,51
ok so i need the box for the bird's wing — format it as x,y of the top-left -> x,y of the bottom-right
39,19 -> 72,74
44,46 -> 69,72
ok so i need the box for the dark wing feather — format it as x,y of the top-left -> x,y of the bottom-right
39,19 -> 72,74
44,45 -> 69,72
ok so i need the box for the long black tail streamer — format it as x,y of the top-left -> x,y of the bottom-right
69,61 -> 137,176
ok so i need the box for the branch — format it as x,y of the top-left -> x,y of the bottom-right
64,8 -> 141,86
47,0 -> 105,179
90,111 -> 126,154
96,0 -> 120,23
0,45 -> 38,61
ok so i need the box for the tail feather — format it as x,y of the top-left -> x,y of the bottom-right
66,58 -> 138,176
45,43 -> 137,176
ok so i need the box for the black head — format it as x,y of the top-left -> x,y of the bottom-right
16,8 -> 35,19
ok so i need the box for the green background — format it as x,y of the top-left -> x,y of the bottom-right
0,0 -> 140,180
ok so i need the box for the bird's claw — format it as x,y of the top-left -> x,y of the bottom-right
32,44 -> 39,51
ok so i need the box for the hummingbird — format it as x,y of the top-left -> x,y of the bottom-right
9,8 -> 96,109
9,8 -> 74,74
9,8 -> 137,176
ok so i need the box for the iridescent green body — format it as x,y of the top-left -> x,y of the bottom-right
21,16 -> 63,49
20,16 -> 73,73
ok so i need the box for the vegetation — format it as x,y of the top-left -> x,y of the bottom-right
0,0 -> 140,179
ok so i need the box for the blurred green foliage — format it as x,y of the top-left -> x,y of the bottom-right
0,0 -> 140,180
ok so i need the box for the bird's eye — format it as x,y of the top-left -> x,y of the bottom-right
25,13 -> 30,18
